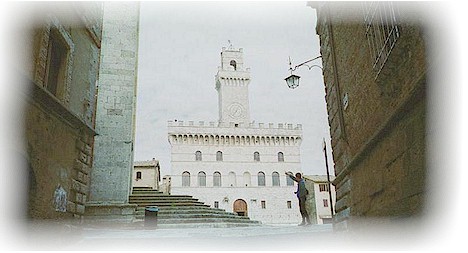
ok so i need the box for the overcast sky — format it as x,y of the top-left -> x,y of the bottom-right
134,1 -> 334,177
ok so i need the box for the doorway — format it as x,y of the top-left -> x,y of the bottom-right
233,199 -> 248,216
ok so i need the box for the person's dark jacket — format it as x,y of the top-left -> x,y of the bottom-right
288,174 -> 309,198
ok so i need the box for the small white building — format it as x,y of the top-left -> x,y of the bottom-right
132,158 -> 160,190
304,175 -> 336,224
168,47 -> 304,224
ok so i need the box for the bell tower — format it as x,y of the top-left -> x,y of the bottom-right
215,46 -> 251,126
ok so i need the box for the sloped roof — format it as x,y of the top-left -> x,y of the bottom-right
304,175 -> 335,183
133,160 -> 159,167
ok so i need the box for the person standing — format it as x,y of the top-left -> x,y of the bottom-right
286,172 -> 311,226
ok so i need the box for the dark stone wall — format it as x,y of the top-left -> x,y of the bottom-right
313,2 -> 427,230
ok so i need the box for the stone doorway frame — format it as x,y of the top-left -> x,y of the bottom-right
233,199 -> 248,217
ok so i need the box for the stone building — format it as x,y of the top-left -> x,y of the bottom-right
85,2 -> 140,223
13,1 -> 141,224
16,2 -> 103,220
309,2 -> 427,231
304,175 -> 336,224
168,47 -> 304,224
132,158 -> 160,190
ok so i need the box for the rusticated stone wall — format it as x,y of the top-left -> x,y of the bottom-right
18,2 -> 103,220
311,2 -> 427,231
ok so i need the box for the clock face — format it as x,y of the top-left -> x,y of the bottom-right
228,103 -> 244,119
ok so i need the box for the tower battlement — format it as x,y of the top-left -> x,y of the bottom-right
167,120 -> 302,130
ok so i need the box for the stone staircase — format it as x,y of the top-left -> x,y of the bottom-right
129,187 -> 261,228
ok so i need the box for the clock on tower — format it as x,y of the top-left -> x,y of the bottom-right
215,47 -> 251,125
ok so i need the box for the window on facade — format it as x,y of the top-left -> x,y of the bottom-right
254,152 -> 260,162
272,172 -> 280,186
323,199 -> 329,207
287,201 -> 292,209
46,28 -> 69,98
198,171 -> 206,187
216,151 -> 223,161
278,152 -> 284,162
136,171 -> 142,180
213,171 -> 221,187
286,171 -> 294,186
243,171 -> 251,187
363,1 -> 400,77
182,171 -> 190,187
230,60 -> 237,70
319,183 -> 330,192
214,201 -> 219,208
195,151 -> 202,161
258,172 -> 265,186
261,200 -> 266,209
228,171 -> 236,187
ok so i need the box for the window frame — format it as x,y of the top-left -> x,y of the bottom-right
36,17 -> 75,105
254,151 -> 260,162
216,151 -> 223,161
213,171 -> 222,187
363,1 -> 400,78
323,199 -> 329,207
198,171 -> 206,187
286,171 -> 294,186
257,171 -> 265,186
182,171 -> 191,187
319,183 -> 330,192
272,171 -> 280,186
278,152 -> 284,162
195,150 -> 202,161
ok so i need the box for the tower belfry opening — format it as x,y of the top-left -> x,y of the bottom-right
168,46 -> 304,225
215,47 -> 251,126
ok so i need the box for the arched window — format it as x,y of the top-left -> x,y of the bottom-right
136,171 -> 142,180
272,172 -> 280,186
216,151 -> 223,161
198,171 -> 206,187
182,171 -> 190,187
286,171 -> 294,186
195,151 -> 202,161
254,152 -> 260,162
278,152 -> 284,162
228,171 -> 237,187
213,171 -> 221,187
230,60 -> 237,70
258,172 -> 265,186
243,172 -> 251,187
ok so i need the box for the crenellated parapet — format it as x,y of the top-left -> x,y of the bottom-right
168,120 -> 302,130
167,120 -> 303,147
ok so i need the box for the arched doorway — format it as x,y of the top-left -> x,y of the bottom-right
233,199 -> 248,216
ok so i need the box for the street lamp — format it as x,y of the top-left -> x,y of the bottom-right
284,55 -> 323,89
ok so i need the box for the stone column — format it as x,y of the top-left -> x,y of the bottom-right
85,2 -> 140,223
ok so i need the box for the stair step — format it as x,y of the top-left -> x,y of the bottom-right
129,196 -> 197,201
129,189 -> 260,227
156,218 -> 260,224
129,199 -> 201,203
131,192 -> 164,195
157,209 -> 232,214
154,223 -> 261,229
157,214 -> 250,219
129,202 -> 209,207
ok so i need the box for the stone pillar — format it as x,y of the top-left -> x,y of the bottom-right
85,2 -> 140,223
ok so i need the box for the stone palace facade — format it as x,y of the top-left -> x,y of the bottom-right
168,47 -> 304,224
